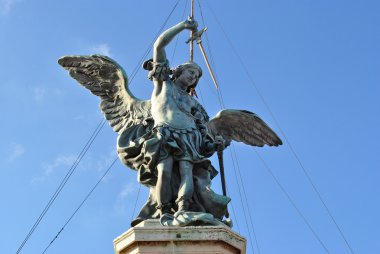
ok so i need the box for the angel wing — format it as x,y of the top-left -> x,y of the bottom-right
207,109 -> 282,147
58,55 -> 152,133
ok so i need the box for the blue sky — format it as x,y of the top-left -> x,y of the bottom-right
1,0 -> 379,253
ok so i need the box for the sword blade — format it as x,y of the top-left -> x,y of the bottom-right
198,42 -> 219,89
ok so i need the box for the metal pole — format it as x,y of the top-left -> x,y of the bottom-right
190,0 -> 194,62
217,147 -> 230,218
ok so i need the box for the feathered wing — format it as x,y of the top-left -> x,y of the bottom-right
58,55 -> 152,133
207,109 -> 282,147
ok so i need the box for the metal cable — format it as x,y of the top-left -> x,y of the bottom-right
17,2 -> 182,253
254,149 -> 331,253
197,1 -> 259,253
129,0 -> 182,86
16,119 -> 106,254
197,0 -> 225,109
229,200 -> 241,234
231,145 -> 261,254
128,0 -> 183,221
190,5 -> 243,234
131,184 -> 142,221
38,2 -> 182,252
170,0 -> 189,64
228,148 -> 256,254
204,1 -> 355,253
42,158 -> 118,254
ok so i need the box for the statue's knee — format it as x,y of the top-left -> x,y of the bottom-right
180,160 -> 192,169
179,161 -> 193,176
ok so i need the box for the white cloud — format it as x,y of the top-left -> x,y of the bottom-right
97,150 -> 116,172
73,115 -> 85,120
0,0 -> 18,16
90,149 -> 118,183
30,176 -> 44,185
33,87 -> 46,102
90,43 -> 111,56
8,143 -> 25,162
54,88 -> 65,96
31,154 -> 76,184
113,181 -> 138,215
43,154 -> 76,176
30,150 -> 118,185
119,182 -> 136,199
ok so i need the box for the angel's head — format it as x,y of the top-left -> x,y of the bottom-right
171,62 -> 203,93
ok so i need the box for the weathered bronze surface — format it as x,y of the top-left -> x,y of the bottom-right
59,20 -> 282,227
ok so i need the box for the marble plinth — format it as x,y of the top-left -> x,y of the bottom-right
114,219 -> 246,254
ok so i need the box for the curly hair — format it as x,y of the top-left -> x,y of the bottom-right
171,62 -> 203,92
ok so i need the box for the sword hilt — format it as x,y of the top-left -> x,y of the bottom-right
186,27 -> 208,44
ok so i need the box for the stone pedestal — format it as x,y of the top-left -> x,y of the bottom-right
114,219 -> 246,254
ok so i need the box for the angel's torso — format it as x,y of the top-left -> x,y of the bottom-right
151,80 -> 197,129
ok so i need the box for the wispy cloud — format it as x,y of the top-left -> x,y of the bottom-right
88,149 -> 118,183
33,87 -> 46,102
30,150 -> 117,185
73,115 -> 85,120
31,154 -> 76,184
44,154 -> 76,176
113,181 -> 139,215
97,150 -> 116,171
119,182 -> 136,199
8,143 -> 25,162
90,43 -> 111,56
0,0 -> 18,16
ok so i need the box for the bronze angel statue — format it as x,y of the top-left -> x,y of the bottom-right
59,19 -> 282,227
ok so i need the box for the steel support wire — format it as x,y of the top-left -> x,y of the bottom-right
204,1 -> 355,253
16,1 -> 182,253
16,119 -> 106,254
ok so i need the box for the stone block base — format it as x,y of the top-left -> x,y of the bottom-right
114,219 -> 246,254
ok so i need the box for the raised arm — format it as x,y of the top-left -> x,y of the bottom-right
153,19 -> 197,63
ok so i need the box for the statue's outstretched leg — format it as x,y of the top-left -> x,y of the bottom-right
176,160 -> 194,212
156,156 -> 174,215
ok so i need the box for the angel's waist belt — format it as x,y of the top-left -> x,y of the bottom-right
154,122 -> 197,132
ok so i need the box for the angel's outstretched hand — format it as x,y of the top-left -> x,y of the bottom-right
184,18 -> 198,31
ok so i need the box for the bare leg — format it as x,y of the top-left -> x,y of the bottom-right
177,160 -> 194,211
156,156 -> 174,214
